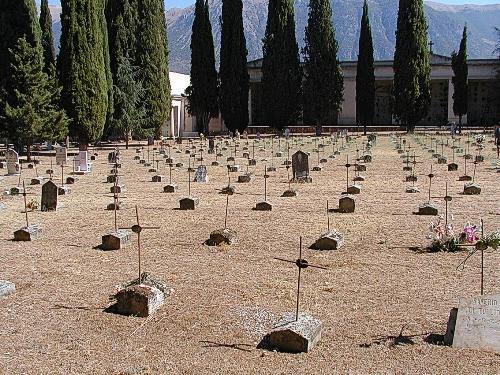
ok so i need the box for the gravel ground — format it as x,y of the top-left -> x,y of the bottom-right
0,133 -> 499,375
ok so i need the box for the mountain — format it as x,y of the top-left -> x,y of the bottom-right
48,0 -> 500,74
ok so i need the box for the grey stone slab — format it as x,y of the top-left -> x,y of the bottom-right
463,183 -> 481,195
311,230 -> 344,250
115,285 -> 165,317
6,149 -> 20,175
338,194 -> 355,213
347,184 -> 361,195
453,293 -> 500,353
448,163 -> 458,171
208,228 -> 237,246
254,201 -> 272,211
237,174 -> 253,183
14,225 -> 42,241
282,189 -> 298,197
101,230 -> 131,250
0,281 -> 15,298
417,203 -> 439,216
58,186 -> 71,196
267,313 -> 322,353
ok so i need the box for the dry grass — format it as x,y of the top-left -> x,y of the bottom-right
0,133 -> 499,375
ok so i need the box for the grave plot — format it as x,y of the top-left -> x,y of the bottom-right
0,135 -> 498,374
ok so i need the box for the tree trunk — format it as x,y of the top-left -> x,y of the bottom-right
458,115 -> 462,134
125,134 -> 129,150
27,143 -> 32,162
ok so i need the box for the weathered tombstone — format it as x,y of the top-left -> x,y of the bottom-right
41,180 -> 58,211
268,313 -> 323,353
0,280 -> 15,298
237,173 -> 253,183
451,293 -> 500,353
152,175 -> 164,182
76,151 -> 90,173
110,185 -> 126,194
56,147 -> 68,165
292,151 -> 312,183
14,225 -> 42,241
418,202 -> 439,216
179,197 -> 199,210
338,194 -> 355,213
347,184 -> 361,195
6,149 -> 20,175
194,165 -> 208,183
463,183 -> 481,195
311,230 -> 344,251
101,230 -> 131,251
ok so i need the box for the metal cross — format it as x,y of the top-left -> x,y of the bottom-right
427,165 -> 435,203
119,206 -> 160,281
274,237 -> 327,321
263,165 -> 269,201
457,219 -> 486,295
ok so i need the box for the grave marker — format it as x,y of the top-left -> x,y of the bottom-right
292,151 -> 311,183
6,149 -> 20,175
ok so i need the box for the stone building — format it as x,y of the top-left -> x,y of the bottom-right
247,54 -> 499,128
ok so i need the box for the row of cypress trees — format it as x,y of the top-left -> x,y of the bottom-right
0,0 -> 171,151
188,0 -> 469,134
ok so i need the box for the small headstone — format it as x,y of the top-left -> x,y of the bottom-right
353,175 -> 365,182
463,183 -> 481,195
221,185 -> 235,195
267,313 -> 322,353
458,174 -> 472,182
228,165 -> 240,173
438,157 -> 447,164
66,176 -> 78,184
248,159 -> 257,166
163,184 -> 178,193
10,187 -> 24,196
179,197 -> 199,210
452,293 -> 500,353
101,230 -> 131,251
58,186 -> 71,195
107,175 -> 118,183
282,189 -> 298,197
448,163 -> 458,171
444,308 -> 458,346
152,175 -> 164,182
0,281 -> 15,298
30,177 -> 44,185
338,194 -> 355,213
107,201 -> 122,211
405,175 -> 418,182
175,162 -> 184,168
115,284 -> 164,317
41,180 -> 58,211
110,185 -> 126,194
237,173 -> 253,183
6,149 -> 20,175
347,184 -> 361,195
292,151 -> 310,182
14,225 -> 42,241
311,230 -> 344,250
475,155 -> 484,163
417,202 -> 439,216
254,201 -> 272,211
208,228 -> 237,246
194,165 -> 208,183
355,164 -> 366,172
312,165 -> 322,172
56,147 -> 68,165
363,154 -> 372,163
406,186 -> 420,193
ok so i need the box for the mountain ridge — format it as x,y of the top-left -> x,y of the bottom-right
48,0 -> 500,74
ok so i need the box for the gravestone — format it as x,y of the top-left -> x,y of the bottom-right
77,151 -> 90,173
58,186 -> 71,195
448,163 -> 458,171
179,197 -> 199,210
417,203 -> 439,215
152,175 -> 164,182
452,293 -> 500,353
347,184 -> 361,195
6,149 -> 20,175
163,184 -> 178,193
0,280 -> 15,298
463,183 -> 481,195
194,165 -> 208,183
41,180 -> 58,211
208,228 -> 237,246
311,230 -> 344,250
115,284 -> 164,317
237,173 -> 253,183
101,230 -> 131,251
254,201 -> 272,211
56,147 -> 68,165
338,195 -> 355,213
14,225 -> 42,241
31,177 -> 45,185
208,139 -> 215,154
292,151 -> 312,183
267,313 -> 322,353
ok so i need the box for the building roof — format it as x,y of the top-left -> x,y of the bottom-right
169,72 -> 190,97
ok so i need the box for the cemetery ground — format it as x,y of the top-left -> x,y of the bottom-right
0,134 -> 499,374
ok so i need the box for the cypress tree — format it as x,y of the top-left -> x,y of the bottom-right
135,0 -> 171,138
451,25 -> 468,134
101,0 -> 114,138
356,0 -> 375,135
1,37 -> 68,160
262,0 -> 302,130
0,0 -> 41,138
186,0 -> 218,134
39,0 -> 56,74
58,0 -> 109,147
393,0 -> 431,132
219,0 -> 249,133
303,0 -> 343,131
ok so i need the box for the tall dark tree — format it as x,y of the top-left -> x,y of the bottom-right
112,56 -> 147,149
186,0 -> 218,134
393,0 -> 431,132
39,0 -> 56,74
58,0 -> 109,147
451,25 -> 468,133
101,0 -> 114,137
262,0 -> 302,130
356,0 -> 375,135
0,0 -> 41,138
135,0 -> 171,138
219,0 -> 249,133
1,38 -> 68,161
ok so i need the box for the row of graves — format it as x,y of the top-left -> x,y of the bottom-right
1,129 -> 499,356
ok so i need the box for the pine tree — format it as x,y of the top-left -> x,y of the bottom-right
1,38 -> 68,161
393,0 -> 431,132
303,0 -> 343,132
186,0 -> 218,134
135,0 -> 171,138
112,56 -> 147,149
219,0 -> 249,133
0,0 -> 41,138
58,0 -> 109,147
262,0 -> 302,131
101,0 -> 114,138
39,0 -> 56,75
356,0 -> 375,135
451,25 -> 468,134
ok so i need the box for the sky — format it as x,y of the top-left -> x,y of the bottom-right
45,0 -> 500,10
